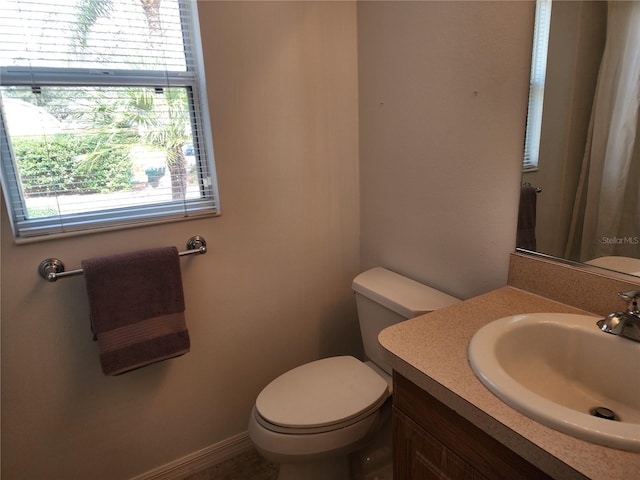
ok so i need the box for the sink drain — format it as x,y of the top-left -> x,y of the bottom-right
590,407 -> 619,421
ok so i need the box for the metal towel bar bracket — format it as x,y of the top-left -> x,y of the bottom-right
38,235 -> 207,282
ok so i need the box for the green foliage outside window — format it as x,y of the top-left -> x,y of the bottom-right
13,133 -> 134,196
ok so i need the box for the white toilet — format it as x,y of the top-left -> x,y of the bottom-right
248,267 -> 461,480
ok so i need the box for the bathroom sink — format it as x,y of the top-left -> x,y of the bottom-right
468,313 -> 640,451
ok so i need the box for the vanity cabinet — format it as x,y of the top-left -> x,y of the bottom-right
392,373 -> 554,480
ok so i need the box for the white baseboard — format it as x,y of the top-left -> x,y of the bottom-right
130,431 -> 253,480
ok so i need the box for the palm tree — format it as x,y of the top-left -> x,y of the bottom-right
73,0 -> 190,200
124,87 -> 190,199
74,0 -> 162,47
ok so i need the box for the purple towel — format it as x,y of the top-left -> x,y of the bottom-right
516,183 -> 538,251
81,247 -> 190,375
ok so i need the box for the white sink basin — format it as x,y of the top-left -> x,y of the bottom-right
468,313 -> 640,451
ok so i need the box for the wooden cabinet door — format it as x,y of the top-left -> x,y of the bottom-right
392,373 -> 554,480
394,407 -> 488,480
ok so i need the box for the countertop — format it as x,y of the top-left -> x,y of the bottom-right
379,286 -> 640,480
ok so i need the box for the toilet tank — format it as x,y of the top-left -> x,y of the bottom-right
352,267 -> 461,374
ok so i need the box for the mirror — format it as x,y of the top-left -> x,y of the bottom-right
518,0 -> 640,277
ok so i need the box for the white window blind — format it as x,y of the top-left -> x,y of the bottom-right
523,0 -> 552,171
0,0 -> 219,240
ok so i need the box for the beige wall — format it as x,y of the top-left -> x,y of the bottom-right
358,1 -> 534,299
1,2 -> 360,479
1,1 -> 537,479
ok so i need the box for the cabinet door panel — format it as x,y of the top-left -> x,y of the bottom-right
394,407 -> 488,480
393,373 -> 554,480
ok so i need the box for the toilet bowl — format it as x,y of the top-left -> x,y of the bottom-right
248,267 -> 461,480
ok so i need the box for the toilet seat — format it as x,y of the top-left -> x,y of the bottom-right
255,356 -> 389,434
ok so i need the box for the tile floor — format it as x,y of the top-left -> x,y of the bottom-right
183,411 -> 393,480
181,449 -> 279,480
181,445 -> 393,480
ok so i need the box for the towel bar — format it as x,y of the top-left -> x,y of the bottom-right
38,235 -> 207,282
523,182 -> 542,193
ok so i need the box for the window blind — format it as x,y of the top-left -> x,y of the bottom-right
0,0 -> 188,71
0,0 -> 218,240
523,0 -> 552,171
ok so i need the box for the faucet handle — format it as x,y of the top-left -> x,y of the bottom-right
618,290 -> 640,314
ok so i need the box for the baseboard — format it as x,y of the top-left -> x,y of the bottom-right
130,431 -> 253,480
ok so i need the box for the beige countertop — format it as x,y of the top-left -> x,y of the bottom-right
379,286 -> 640,480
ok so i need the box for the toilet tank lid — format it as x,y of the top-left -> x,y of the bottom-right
352,267 -> 461,318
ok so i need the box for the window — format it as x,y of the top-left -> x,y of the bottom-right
523,0 -> 552,171
0,0 -> 219,240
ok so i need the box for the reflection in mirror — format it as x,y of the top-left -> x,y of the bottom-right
519,0 -> 640,277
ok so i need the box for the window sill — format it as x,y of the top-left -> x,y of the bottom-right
11,210 -> 221,245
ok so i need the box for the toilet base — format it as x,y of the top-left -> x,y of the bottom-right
255,402 -> 393,480
277,456 -> 350,480
349,413 -> 393,479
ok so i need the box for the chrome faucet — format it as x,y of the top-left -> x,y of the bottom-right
597,290 -> 640,342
